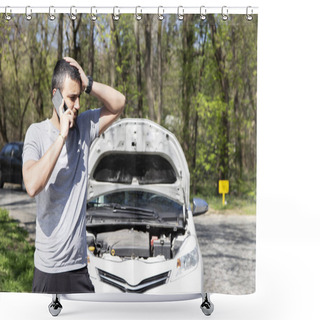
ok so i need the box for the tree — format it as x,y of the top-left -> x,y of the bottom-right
181,15 -> 196,164
57,14 -> 63,60
144,15 -> 156,121
0,13 -> 257,199
134,18 -> 143,117
156,19 -> 163,124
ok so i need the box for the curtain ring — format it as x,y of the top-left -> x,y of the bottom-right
246,6 -> 253,21
49,6 -> 56,21
4,6 -> 12,21
90,6 -> 97,21
178,6 -> 184,21
200,6 -> 207,21
135,6 -> 142,21
221,6 -> 228,21
70,6 -> 77,21
113,6 -> 120,21
25,6 -> 32,21
158,6 -> 164,21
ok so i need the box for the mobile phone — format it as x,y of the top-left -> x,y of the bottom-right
52,88 -> 68,119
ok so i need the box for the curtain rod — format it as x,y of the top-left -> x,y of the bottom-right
0,6 -> 259,16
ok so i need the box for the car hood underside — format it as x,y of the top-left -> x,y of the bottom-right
87,118 -> 190,205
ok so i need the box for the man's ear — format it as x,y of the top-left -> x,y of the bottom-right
52,88 -> 57,96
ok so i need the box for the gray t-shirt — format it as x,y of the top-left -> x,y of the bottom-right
23,109 -> 100,273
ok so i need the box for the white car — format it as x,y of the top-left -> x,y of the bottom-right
84,118 -> 212,301
49,119 -> 213,317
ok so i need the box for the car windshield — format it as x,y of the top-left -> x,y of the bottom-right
88,190 -> 183,218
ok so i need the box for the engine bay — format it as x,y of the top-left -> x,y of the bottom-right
87,227 -> 186,260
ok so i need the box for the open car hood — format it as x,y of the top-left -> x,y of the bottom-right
87,118 -> 190,205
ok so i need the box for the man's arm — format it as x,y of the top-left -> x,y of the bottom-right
64,57 -> 126,135
23,138 -> 64,198
91,82 -> 126,135
23,103 -> 74,198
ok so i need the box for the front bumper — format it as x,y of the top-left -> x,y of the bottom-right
87,249 -> 203,295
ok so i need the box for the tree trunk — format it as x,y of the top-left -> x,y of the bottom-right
157,20 -> 163,124
209,16 -> 230,181
108,15 -> 116,88
134,19 -> 143,118
181,15 -> 195,163
234,90 -> 243,180
19,96 -> 30,141
110,16 -> 122,86
192,21 -> 207,195
0,53 -> 8,144
71,14 -> 82,61
144,15 -> 155,121
88,21 -> 95,76
58,14 -> 63,60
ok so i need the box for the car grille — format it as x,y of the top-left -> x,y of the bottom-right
97,269 -> 170,293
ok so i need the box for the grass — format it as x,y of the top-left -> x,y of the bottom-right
191,178 -> 256,215
208,195 -> 256,215
0,208 -> 34,292
193,195 -> 256,215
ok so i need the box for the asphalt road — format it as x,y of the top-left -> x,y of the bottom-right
0,186 -> 37,241
0,186 -> 256,295
194,213 -> 256,294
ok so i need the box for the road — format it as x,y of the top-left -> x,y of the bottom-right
0,186 -> 256,295
194,213 -> 256,294
0,186 -> 37,241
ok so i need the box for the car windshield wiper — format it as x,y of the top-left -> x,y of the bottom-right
90,202 -> 163,222
113,205 -> 163,222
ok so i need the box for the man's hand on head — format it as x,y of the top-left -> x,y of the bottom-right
63,57 -> 88,92
63,56 -> 125,136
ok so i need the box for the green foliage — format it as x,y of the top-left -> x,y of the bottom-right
0,209 -> 34,292
0,13 -> 257,199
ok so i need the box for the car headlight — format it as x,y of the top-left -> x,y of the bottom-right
171,246 -> 199,281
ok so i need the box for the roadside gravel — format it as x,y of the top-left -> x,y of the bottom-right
194,213 -> 256,294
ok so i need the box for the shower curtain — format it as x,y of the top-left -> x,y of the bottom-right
0,10 -> 257,296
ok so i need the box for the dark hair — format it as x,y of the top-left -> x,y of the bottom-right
51,59 -> 82,93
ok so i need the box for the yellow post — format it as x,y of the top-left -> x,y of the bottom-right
219,180 -> 229,206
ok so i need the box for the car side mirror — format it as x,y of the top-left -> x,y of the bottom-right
192,198 -> 208,216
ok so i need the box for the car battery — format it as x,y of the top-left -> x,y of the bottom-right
153,238 -> 171,259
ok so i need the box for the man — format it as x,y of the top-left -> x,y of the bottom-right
22,57 -> 125,293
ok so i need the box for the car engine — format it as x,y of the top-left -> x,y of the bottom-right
87,228 -> 184,260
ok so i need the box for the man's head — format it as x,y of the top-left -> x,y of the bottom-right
52,59 -> 82,119
52,59 -> 82,94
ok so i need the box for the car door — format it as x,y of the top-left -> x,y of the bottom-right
11,144 -> 22,184
0,144 -> 13,183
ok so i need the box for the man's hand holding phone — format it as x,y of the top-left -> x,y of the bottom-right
59,101 -> 75,141
52,89 -> 75,142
